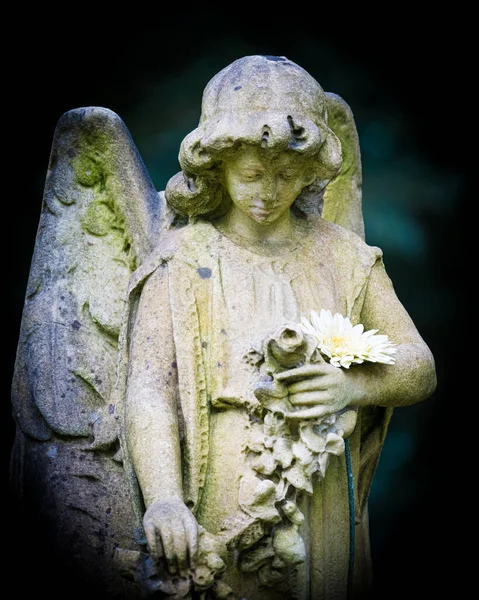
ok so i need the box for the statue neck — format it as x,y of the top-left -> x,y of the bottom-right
213,205 -> 298,255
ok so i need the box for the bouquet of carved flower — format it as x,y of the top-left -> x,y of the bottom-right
231,310 -> 397,588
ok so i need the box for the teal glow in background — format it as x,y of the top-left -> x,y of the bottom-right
6,18 -> 467,599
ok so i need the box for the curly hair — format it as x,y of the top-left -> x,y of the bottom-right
164,55 -> 342,218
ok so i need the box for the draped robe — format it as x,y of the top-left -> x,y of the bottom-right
117,215 -> 397,599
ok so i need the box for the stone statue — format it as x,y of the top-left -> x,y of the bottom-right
10,55 -> 436,599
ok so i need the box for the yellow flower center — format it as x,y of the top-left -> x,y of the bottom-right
330,336 -> 345,349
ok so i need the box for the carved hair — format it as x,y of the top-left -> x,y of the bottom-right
165,55 -> 342,218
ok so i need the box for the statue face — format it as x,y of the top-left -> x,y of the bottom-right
222,145 -> 315,225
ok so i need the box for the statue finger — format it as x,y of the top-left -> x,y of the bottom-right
287,377 -> 326,394
173,527 -> 189,576
154,531 -> 165,560
276,363 -> 328,382
144,521 -> 158,559
184,516 -> 198,569
160,528 -> 178,575
289,391 -> 327,405
286,405 -> 333,420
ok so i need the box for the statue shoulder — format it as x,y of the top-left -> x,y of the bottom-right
128,221 -> 217,293
307,215 -> 383,264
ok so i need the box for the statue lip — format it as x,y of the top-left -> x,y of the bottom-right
250,209 -> 272,221
250,202 -> 272,217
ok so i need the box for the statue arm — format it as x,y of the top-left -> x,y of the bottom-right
125,265 -> 183,506
280,258 -> 437,419
351,258 -> 437,408
125,265 -> 199,573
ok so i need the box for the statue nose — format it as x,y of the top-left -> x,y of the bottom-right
260,175 -> 277,203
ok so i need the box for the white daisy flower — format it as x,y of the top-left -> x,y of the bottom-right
300,309 -> 397,369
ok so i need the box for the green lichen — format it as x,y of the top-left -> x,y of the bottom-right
71,126 -> 138,270
83,201 -> 116,236
72,154 -> 104,187
81,197 -> 135,270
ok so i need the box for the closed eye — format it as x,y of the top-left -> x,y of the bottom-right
242,171 -> 263,182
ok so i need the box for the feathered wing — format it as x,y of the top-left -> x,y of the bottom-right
10,107 -> 162,594
322,92 -> 365,240
12,106 -> 161,443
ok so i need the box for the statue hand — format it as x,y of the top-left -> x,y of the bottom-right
143,497 -> 198,576
276,357 -> 362,420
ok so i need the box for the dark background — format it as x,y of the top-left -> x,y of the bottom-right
5,14 -> 468,599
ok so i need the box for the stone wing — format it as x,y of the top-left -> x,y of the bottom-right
322,92 -> 365,239
10,107 -> 163,596
11,106 -> 162,443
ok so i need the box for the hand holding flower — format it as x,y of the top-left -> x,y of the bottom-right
273,309 -> 397,419
276,355 -> 364,419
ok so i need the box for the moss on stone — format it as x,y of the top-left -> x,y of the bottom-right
83,201 -> 116,236
72,154 -> 104,187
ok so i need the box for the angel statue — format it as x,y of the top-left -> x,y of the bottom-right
10,55 -> 436,600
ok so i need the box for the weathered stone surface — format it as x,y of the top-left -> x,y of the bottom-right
10,107 -> 161,598
11,55 -> 436,600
